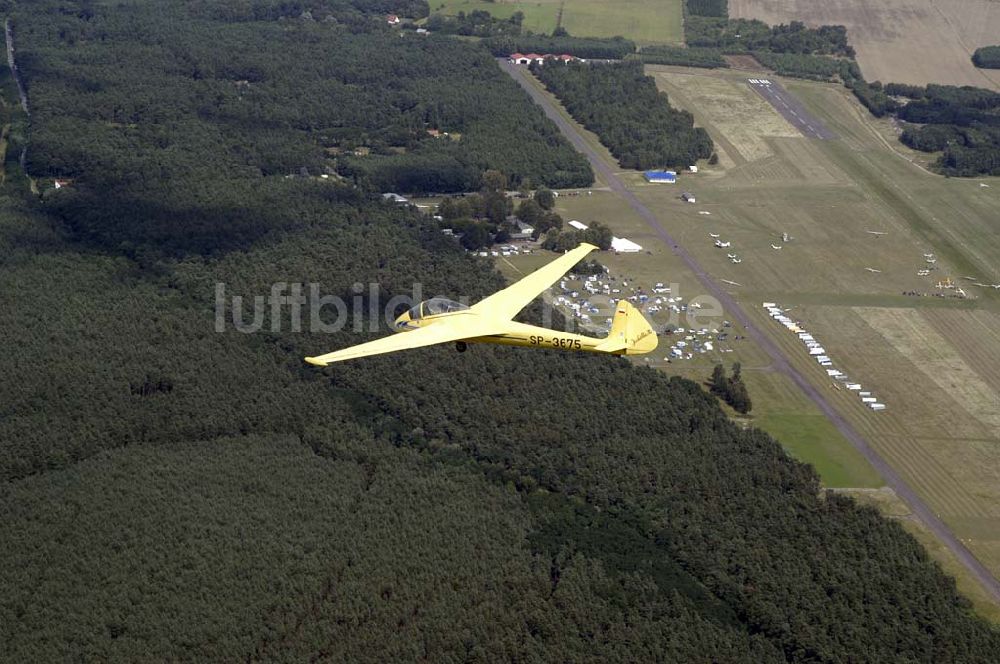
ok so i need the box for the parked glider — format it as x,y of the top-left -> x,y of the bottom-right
305,243 -> 658,365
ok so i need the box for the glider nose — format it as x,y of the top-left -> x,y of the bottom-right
394,310 -> 413,332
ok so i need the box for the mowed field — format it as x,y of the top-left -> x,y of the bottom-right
644,64 -> 1000,593
729,0 -> 1000,90
432,0 -> 683,43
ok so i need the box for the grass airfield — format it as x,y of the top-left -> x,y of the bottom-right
497,191 -> 884,493
648,65 -> 1000,586
498,63 -> 1000,618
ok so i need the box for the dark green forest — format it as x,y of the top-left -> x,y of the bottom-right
535,60 -> 714,169
2,0 -> 1000,660
892,84 -> 1000,176
18,0 -> 591,224
636,44 -> 728,69
685,18 -> 853,57
485,33 -> 636,60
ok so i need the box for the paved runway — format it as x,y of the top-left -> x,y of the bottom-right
747,77 -> 836,140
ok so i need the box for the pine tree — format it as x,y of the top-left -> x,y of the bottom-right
710,364 -> 727,396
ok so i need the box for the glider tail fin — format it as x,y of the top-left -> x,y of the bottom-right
596,301 -> 658,355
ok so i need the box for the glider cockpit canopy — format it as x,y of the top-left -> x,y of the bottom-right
408,297 -> 469,320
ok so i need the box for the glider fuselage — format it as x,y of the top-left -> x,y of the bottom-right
393,301 -> 655,355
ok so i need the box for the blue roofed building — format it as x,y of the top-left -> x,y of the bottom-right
644,170 -> 676,183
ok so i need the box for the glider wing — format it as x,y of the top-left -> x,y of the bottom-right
305,317 -> 499,366
471,243 -> 596,320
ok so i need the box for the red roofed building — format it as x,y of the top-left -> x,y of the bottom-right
386,14 -> 400,24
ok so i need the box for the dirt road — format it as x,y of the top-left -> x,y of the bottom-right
499,59 -> 1000,605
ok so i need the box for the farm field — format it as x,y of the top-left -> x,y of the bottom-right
643,64 -> 1000,591
729,0 -> 1000,90
432,0 -> 683,44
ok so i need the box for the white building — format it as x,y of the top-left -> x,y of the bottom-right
611,237 -> 642,253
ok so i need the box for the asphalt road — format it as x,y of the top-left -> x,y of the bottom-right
747,77 -> 835,140
499,59 -> 1000,605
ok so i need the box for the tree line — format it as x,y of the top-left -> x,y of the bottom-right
750,51 -> 842,80
685,17 -> 854,57
972,45 -> 1000,69
486,34 -> 636,60
636,45 -> 728,69
191,0 -> 430,24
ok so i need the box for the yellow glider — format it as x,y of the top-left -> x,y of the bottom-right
305,243 -> 658,365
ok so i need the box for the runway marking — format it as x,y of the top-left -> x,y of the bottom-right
747,78 -> 835,140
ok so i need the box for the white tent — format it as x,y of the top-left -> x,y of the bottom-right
611,237 -> 643,253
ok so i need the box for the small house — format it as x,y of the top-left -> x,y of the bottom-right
681,192 -> 696,203
511,220 -> 534,239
